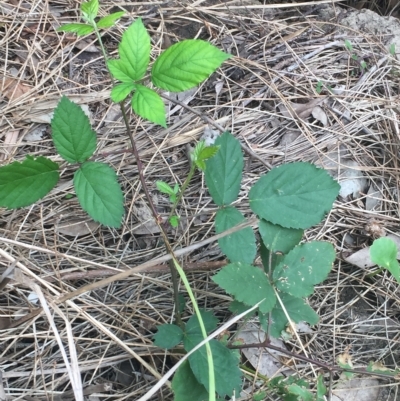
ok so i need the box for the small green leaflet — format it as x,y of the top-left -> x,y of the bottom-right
249,162 -> 340,229
57,23 -> 94,36
204,132 -> 243,206
0,156 -> 59,209
191,141 -> 219,171
212,262 -> 276,313
172,361 -> 209,401
153,324 -> 183,349
51,96 -> 97,163
81,0 -> 99,21
109,18 -> 150,82
273,241 -> 335,298
97,11 -> 125,29
370,237 -> 400,283
110,82 -> 135,103
151,40 -> 231,92
73,162 -> 124,228
169,215 -> 179,227
215,206 -> 256,264
131,84 -> 166,127
316,375 -> 327,401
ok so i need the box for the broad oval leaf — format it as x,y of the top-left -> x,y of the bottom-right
215,207 -> 256,264
51,96 -> 97,163
57,23 -> 94,36
260,292 -> 319,338
204,132 -> 243,206
0,156 -> 59,208
259,219 -> 303,253
151,40 -> 231,92
73,162 -> 124,228
273,241 -> 335,297
118,18 -> 150,81
107,59 -> 135,83
370,237 -> 400,282
213,262 -> 276,313
131,84 -> 166,127
153,324 -> 183,349
172,361 -> 209,401
249,162 -> 340,229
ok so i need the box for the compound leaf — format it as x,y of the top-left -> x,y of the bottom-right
57,23 -> 94,36
74,162 -> 124,228
51,96 -> 97,163
0,156 -> 59,208
249,162 -> 340,229
131,84 -> 166,127
97,11 -> 125,29
172,360 -> 209,401
215,207 -> 256,264
261,292 -> 319,338
151,39 -> 231,92
273,242 -> 335,298
118,18 -> 150,81
204,132 -> 243,206
212,262 -> 276,314
153,324 -> 184,349
110,82 -> 135,102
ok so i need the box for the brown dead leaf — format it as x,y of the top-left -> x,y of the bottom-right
2,77 -> 32,101
278,97 -> 325,120
56,217 -> 100,237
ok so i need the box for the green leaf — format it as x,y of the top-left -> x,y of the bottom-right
117,18 -> 150,81
213,262 -> 276,313
169,215 -> 179,227
261,292 -> 319,338
151,39 -> 231,92
259,219 -> 303,253
172,360 -> 209,401
229,300 -> 255,318
344,39 -> 353,51
73,162 -> 124,228
156,181 -> 175,195
81,0 -> 99,20
107,59 -> 135,83
204,132 -> 243,206
215,207 -> 256,264
57,23 -> 94,36
287,383 -> 313,401
389,43 -> 396,56
110,82 -> 135,102
0,156 -> 59,208
184,338 -> 242,398
51,96 -> 97,163
370,237 -> 400,282
186,310 -> 218,335
96,11 -> 125,29
249,162 -> 340,229
273,241 -> 335,298
131,85 -> 166,127
153,324 -> 184,349
260,242 -> 283,274
316,375 -> 327,401
366,361 -> 400,377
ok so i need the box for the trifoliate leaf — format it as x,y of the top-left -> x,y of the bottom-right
73,162 -> 124,228
131,84 -> 166,127
110,82 -> 135,102
0,156 -> 59,208
259,219 -> 303,253
51,96 -> 96,163
273,242 -> 335,297
204,132 -> 243,206
172,360 -> 209,401
97,11 -> 125,29
153,324 -> 184,349
117,18 -> 150,81
151,40 -> 231,92
215,207 -> 256,264
213,262 -> 276,313
249,162 -> 340,229
56,23 -> 94,36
